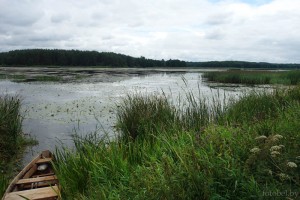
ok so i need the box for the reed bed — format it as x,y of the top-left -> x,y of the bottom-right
54,86 -> 300,199
0,95 -> 22,159
0,95 -> 37,198
203,70 -> 300,85
0,95 -> 22,197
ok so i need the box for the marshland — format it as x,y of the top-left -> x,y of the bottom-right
1,67 -> 299,199
1,0 -> 300,198
0,0 -> 300,200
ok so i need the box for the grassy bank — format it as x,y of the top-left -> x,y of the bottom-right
54,87 -> 300,199
203,70 -> 300,85
0,95 -> 37,197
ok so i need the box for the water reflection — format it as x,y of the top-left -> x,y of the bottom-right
0,71 -> 250,164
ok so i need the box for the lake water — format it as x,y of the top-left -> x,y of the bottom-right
0,67 -> 251,164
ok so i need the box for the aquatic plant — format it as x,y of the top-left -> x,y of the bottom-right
203,70 -> 300,85
0,95 -> 22,158
54,86 -> 300,199
0,94 -> 37,198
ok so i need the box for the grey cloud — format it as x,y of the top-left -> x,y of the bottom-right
128,21 -> 144,28
205,13 -> 232,25
28,34 -> 71,42
0,1 -> 43,26
204,29 -> 225,40
101,35 -> 114,40
91,12 -> 108,20
51,14 -> 70,23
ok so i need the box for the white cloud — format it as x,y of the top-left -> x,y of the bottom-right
0,0 -> 299,63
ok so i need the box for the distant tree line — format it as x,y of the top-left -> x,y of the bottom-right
0,49 -> 186,68
0,49 -> 299,68
187,61 -> 300,69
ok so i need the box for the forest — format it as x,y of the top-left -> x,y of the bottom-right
0,49 -> 185,68
0,49 -> 300,69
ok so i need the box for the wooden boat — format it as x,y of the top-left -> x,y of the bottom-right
2,150 -> 60,200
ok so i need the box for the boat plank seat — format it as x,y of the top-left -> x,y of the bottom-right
36,158 -> 52,164
32,173 -> 55,178
16,175 -> 57,185
4,185 -> 59,200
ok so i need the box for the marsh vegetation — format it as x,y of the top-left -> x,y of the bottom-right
0,95 -> 37,197
203,70 -> 300,85
54,86 -> 300,199
1,68 -> 299,199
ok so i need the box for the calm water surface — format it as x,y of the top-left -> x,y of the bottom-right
0,68 -> 249,164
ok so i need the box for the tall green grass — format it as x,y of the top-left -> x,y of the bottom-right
203,70 -> 300,85
54,87 -> 300,199
115,89 -> 226,142
116,93 -> 178,142
0,96 -> 22,159
0,95 -> 37,197
0,95 -> 22,197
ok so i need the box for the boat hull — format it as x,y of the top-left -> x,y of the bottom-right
2,150 -> 59,200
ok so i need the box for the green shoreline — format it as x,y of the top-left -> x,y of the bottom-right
54,86 -> 300,199
203,70 -> 300,85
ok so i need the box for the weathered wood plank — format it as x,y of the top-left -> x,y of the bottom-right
23,164 -> 37,179
36,158 -> 52,164
32,173 -> 55,178
4,186 -> 59,200
16,176 -> 57,185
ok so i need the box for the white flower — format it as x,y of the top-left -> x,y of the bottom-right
272,134 -> 283,142
279,145 -> 285,148
267,169 -> 273,176
278,173 -> 290,181
270,145 -> 282,152
274,134 -> 283,138
271,151 -> 281,157
250,147 -> 260,153
287,162 -> 297,168
255,135 -> 267,140
296,156 -> 300,160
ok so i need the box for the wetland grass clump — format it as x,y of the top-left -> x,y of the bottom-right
284,70 -> 300,85
54,87 -> 300,199
116,93 -> 178,142
115,91 -> 219,142
0,95 -> 37,197
203,70 -> 273,84
0,95 -> 22,159
203,70 -> 300,85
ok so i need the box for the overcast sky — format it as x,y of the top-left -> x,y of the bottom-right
0,0 -> 299,63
